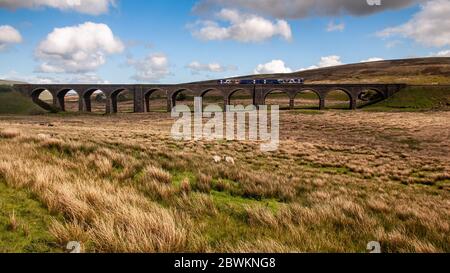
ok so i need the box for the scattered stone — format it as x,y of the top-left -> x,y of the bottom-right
37,133 -> 50,140
225,156 -> 235,165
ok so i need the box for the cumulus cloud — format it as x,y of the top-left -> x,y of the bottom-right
430,49 -> 450,57
326,21 -> 345,32
69,73 -> 109,84
35,22 -> 124,74
298,55 -> 344,71
194,0 -> 423,18
360,57 -> 384,62
191,8 -> 292,42
1,70 -> 108,84
187,61 -> 237,74
317,55 -> 343,67
0,0 -> 116,15
0,25 -> 22,50
377,0 -> 450,47
254,60 -> 292,74
127,53 -> 171,82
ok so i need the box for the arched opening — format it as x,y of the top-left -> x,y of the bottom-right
111,89 -> 134,113
57,89 -> 79,112
325,89 -> 351,110
357,89 -> 385,108
202,89 -> 224,111
172,89 -> 195,111
294,90 -> 321,110
31,88 -> 55,112
265,90 -> 291,110
83,89 -> 106,114
145,89 -> 168,112
228,89 -> 254,106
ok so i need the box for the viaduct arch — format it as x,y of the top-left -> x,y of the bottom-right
14,83 -> 407,114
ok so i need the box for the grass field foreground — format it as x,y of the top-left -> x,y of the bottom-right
0,110 -> 448,253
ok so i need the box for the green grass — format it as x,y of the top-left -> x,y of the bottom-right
266,92 -> 348,101
295,92 -> 321,100
211,190 -> 280,211
0,86 -> 45,115
367,86 -> 450,112
171,171 -> 196,187
192,190 -> 282,248
0,180 -> 60,253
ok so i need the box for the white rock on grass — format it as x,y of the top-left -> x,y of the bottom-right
213,156 -> 222,163
37,133 -> 51,140
225,156 -> 235,165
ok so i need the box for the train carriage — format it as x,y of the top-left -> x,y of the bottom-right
218,78 -> 304,85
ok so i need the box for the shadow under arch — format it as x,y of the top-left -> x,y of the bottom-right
324,88 -> 352,110
83,88 -> 107,113
31,88 -> 57,112
56,88 -> 80,112
111,88 -> 134,113
357,88 -> 385,108
294,89 -> 321,110
172,88 -> 196,110
264,89 -> 291,110
201,88 -> 225,111
144,88 -> 168,112
228,88 -> 254,106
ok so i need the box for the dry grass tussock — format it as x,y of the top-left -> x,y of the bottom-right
0,111 -> 448,252
0,128 -> 21,139
0,140 -> 190,252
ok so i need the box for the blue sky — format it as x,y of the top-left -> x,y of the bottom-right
0,0 -> 449,84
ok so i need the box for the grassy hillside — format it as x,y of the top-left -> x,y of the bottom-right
368,86 -> 450,111
199,58 -> 450,111
0,86 -> 45,115
2,57 -> 450,114
215,57 -> 450,85
0,79 -> 27,86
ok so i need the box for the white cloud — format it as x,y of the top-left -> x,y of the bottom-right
298,55 -> 344,71
318,55 -> 343,67
326,21 -> 345,32
36,22 -> 124,74
254,60 -> 292,74
69,73 -> 109,84
187,61 -> 237,74
430,49 -> 450,57
0,25 -> 22,50
0,0 -> 116,15
128,53 -> 171,82
377,0 -> 450,47
1,70 -> 108,84
360,57 -> 384,62
191,8 -> 292,42
194,0 -> 424,18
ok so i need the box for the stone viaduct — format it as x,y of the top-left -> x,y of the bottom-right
13,83 -> 407,113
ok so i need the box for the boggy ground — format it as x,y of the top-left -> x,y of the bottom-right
0,110 -> 448,253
